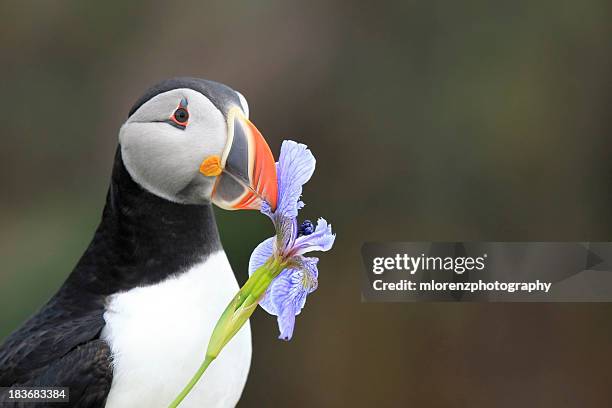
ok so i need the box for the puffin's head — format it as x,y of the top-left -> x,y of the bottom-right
119,77 -> 277,210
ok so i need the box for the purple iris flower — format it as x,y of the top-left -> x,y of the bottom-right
248,140 -> 335,340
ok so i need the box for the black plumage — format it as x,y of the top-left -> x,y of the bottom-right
0,149 -> 222,406
0,340 -> 112,407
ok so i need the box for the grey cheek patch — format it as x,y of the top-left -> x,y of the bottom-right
175,176 -> 215,203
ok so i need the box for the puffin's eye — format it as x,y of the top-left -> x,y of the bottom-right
171,107 -> 189,127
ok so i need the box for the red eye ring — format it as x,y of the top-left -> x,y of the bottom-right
170,97 -> 189,127
170,106 -> 189,127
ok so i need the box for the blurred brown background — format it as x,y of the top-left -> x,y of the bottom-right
2,1 -> 612,407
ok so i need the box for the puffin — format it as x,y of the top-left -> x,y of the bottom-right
0,77 -> 278,408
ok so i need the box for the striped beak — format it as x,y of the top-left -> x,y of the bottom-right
210,107 -> 278,211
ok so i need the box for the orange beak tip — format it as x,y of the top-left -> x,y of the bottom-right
247,120 -> 278,211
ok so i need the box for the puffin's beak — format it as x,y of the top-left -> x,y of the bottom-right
210,107 -> 278,211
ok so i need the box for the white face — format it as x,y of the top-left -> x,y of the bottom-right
119,88 -> 247,204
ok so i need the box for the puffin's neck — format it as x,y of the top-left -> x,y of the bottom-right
68,148 -> 222,294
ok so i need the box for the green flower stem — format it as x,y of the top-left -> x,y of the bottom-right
168,256 -> 287,408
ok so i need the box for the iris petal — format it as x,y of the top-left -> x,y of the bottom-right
248,237 -> 274,276
275,141 -> 316,219
297,256 -> 320,292
269,269 -> 305,340
292,218 -> 335,256
277,307 -> 297,341
261,257 -> 320,339
247,237 -> 277,314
